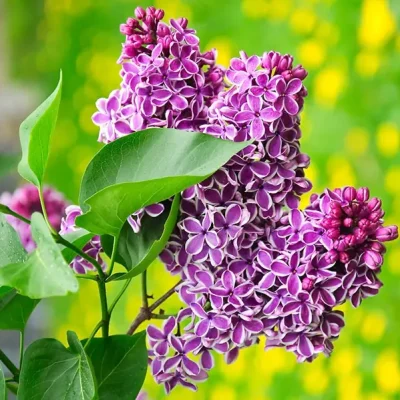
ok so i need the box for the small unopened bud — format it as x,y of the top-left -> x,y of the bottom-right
357,187 -> 370,202
363,250 -> 383,270
135,6 -> 146,19
343,186 -> 357,202
375,225 -> 399,242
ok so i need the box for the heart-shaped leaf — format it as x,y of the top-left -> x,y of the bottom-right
83,332 -> 147,400
77,128 -> 249,236
0,364 -> 6,400
18,71 -> 62,186
102,195 -> 180,280
18,331 -> 97,400
0,214 -> 38,330
0,213 -> 79,299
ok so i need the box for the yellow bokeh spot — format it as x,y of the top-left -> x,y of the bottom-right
297,39 -> 326,69
355,51 -> 381,77
385,166 -> 400,194
242,0 -> 269,18
345,127 -> 369,155
388,247 -> 400,275
89,52 -> 120,91
375,349 -> 400,394
314,67 -> 347,107
337,372 -> 362,400
361,311 -> 386,343
365,393 -> 389,400
358,0 -> 396,49
302,358 -> 329,394
315,21 -> 340,46
376,122 -> 399,157
267,0 -> 292,20
206,38 -> 233,68
211,385 -> 237,400
290,8 -> 317,35
79,104 -> 99,135
155,0 -> 192,20
327,156 -> 356,188
330,347 -> 361,377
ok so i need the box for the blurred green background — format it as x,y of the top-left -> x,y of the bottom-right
2,0 -> 400,399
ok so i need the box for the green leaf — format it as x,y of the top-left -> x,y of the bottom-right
18,71 -> 62,186
102,195 -> 180,280
18,331 -> 97,400
83,332 -> 147,400
0,364 -> 6,400
77,128 -> 249,236
0,153 -> 19,180
0,213 -> 79,299
61,229 -> 95,264
0,287 -> 39,331
0,214 -> 38,330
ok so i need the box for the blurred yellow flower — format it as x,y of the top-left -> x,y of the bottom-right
376,122 -> 399,158
361,311 -> 386,343
355,51 -> 381,77
314,67 -> 347,107
375,349 -> 400,394
358,0 -> 396,49
290,7 -> 317,35
298,39 -> 326,69
345,127 -> 369,155
206,38 -> 233,68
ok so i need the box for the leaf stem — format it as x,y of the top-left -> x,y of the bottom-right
0,348 -> 19,380
56,235 -> 106,281
83,320 -> 104,350
97,280 -> 109,338
0,204 -> 30,224
108,279 -> 132,316
108,233 -> 120,276
38,186 -> 57,235
127,279 -> 182,335
19,331 -> 25,369
142,271 -> 149,309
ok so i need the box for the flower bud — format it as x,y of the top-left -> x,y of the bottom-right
343,186 -> 357,202
356,187 -> 369,202
363,250 -> 383,270
135,6 -> 146,19
375,225 -> 399,242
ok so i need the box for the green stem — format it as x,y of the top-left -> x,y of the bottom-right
0,349 -> 19,379
76,274 -> 98,281
108,234 -> 120,276
19,331 -> 25,369
39,186 -> 57,235
84,320 -> 104,350
6,382 -> 18,395
56,235 -> 106,281
108,279 -> 132,316
142,271 -> 149,308
0,204 -> 30,224
97,280 -> 109,338
151,313 -> 176,320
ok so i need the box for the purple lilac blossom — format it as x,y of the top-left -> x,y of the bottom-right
0,184 -> 67,252
92,6 -> 225,144
59,205 -> 106,274
91,6 -> 398,394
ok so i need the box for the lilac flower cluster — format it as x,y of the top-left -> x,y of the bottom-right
92,6 -> 224,143
59,206 -> 106,274
87,6 -> 398,394
0,184 -> 67,252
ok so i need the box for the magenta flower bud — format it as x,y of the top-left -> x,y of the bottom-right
367,198 -> 382,213
339,251 -> 351,264
356,187 -> 370,202
302,277 -> 314,291
154,8 -> 165,20
291,65 -> 308,80
176,17 -> 188,29
343,217 -> 353,228
363,250 -> 383,269
126,17 -> 136,27
343,186 -> 357,202
375,225 -> 399,242
325,249 -> 339,263
326,228 -> 340,240
368,241 -> 386,253
120,24 -> 133,35
369,210 -> 384,223
146,6 -> 156,16
135,6 -> 146,20
357,218 -> 369,230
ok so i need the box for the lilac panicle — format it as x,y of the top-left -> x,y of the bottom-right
0,184 -> 67,252
90,6 -> 398,394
